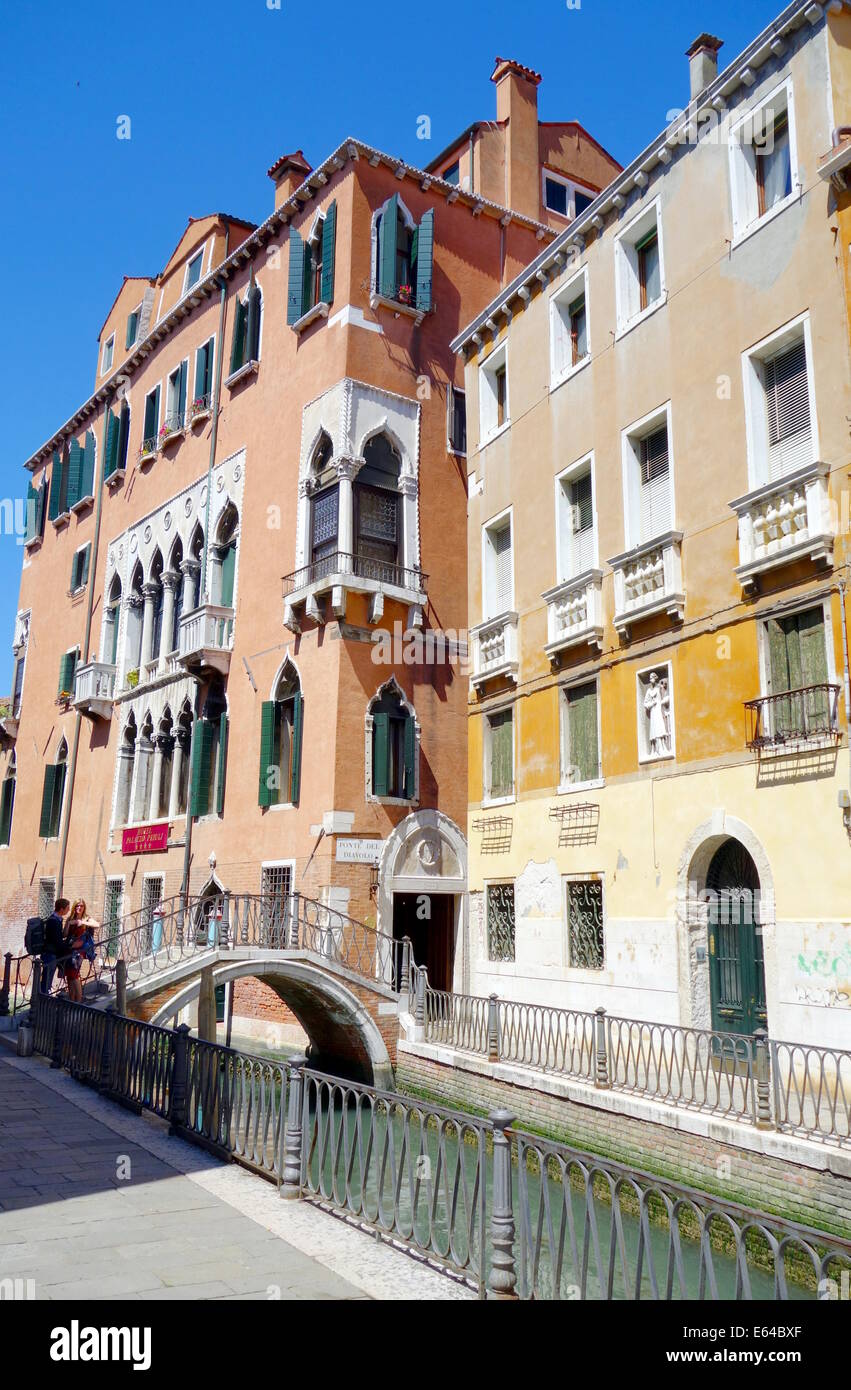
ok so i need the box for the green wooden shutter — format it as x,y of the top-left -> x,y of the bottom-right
246,283 -> 261,360
51,762 -> 66,838
403,713 -> 416,798
189,719 -> 214,817
220,543 -> 236,608
490,710 -> 513,798
105,409 -> 119,479
177,360 -> 188,418
320,201 -> 337,305
57,650 -> 76,698
117,401 -> 130,471
0,777 -> 14,847
378,195 -> 398,298
125,311 -> 137,350
48,453 -> 60,521
258,701 -> 276,806
35,479 -> 47,537
415,209 -> 434,312
143,390 -> 158,444
66,441 -> 83,509
287,229 -> 306,324
289,692 -> 303,805
567,682 -> 599,783
373,713 -> 389,796
39,765 -> 57,838
195,342 -> 209,400
80,431 -> 95,500
230,298 -> 247,373
24,483 -> 37,543
80,543 -> 91,588
216,713 -> 228,815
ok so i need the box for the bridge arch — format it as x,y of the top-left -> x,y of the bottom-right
147,957 -> 394,1088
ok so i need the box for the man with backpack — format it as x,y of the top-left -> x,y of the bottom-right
26,898 -> 69,995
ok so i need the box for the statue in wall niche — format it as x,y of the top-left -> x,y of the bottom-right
643,670 -> 671,756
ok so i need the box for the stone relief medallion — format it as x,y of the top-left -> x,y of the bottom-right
130,535 -> 138,554
118,544 -> 124,560
233,462 -> 242,482
200,486 -> 208,507
184,496 -> 193,517
216,475 -> 224,492
143,525 -> 152,545
417,835 -> 440,871
108,550 -> 114,569
164,511 -> 172,531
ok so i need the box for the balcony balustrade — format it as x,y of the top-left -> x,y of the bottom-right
177,604 -> 234,675
72,661 -> 116,720
609,531 -> 684,640
729,461 -> 833,594
470,610 -> 519,689
282,550 -> 427,630
542,569 -> 604,661
745,683 -> 841,751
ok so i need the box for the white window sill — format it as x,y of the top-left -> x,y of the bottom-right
550,354 -> 591,394
51,512 -> 71,529
731,191 -> 800,251
556,777 -> 604,796
138,450 -> 158,465
70,495 -> 94,514
225,359 -> 259,389
476,421 -> 511,452
368,795 -> 417,807
615,293 -> 667,342
369,291 -> 425,325
637,751 -> 675,767
265,801 -> 295,813
292,302 -> 330,334
481,795 -> 516,809
24,537 -> 43,553
105,468 -> 126,488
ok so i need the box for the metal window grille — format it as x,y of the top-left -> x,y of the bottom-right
104,878 -> 124,953
487,882 -> 516,962
260,864 -> 292,943
141,876 -> 163,950
37,878 -> 56,918
566,878 -> 604,969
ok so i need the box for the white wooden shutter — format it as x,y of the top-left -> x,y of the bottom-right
569,473 -> 594,574
552,298 -> 571,377
764,340 -> 811,480
639,427 -> 670,543
494,523 -> 512,612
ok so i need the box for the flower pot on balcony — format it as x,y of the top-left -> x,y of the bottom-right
126,669 -> 139,689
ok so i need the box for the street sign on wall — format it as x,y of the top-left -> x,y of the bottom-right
335,838 -> 383,864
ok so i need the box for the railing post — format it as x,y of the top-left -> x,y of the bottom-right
594,1007 -> 610,1089
29,958 -> 42,1025
50,1000 -> 63,1070
176,902 -> 185,950
400,936 -> 411,999
487,994 -> 500,1062
0,951 -> 11,1017
221,891 -> 231,949
488,1110 -> 517,1300
753,1028 -> 774,1130
98,1007 -> 116,1093
115,959 -> 127,1017
288,892 -> 301,950
414,966 -> 427,1041
168,1023 -> 192,1134
282,1054 -> 307,1200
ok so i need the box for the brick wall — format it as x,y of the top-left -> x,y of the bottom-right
397,1049 -> 851,1239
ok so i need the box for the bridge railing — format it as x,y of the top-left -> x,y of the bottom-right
27,994 -> 851,1301
412,967 -> 851,1148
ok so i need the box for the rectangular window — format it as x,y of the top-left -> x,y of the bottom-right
742,318 -> 815,486
550,269 -> 590,384
142,385 -> 160,453
70,544 -> 91,594
485,706 -> 514,801
126,307 -> 140,350
104,878 -> 124,953
166,361 -> 188,431
447,385 -> 467,454
483,515 -> 513,618
558,467 -> 595,577
615,200 -> 665,334
764,605 -> 833,739
102,335 -> 114,375
57,649 -> 77,699
184,250 -> 204,292
562,680 -> 600,786
543,172 -> 597,220
38,878 -> 56,918
443,161 -> 460,186
141,875 -> 164,948
479,344 -> 509,442
311,485 -> 339,569
194,336 -> 215,407
730,81 -> 797,241
260,862 -> 293,940
623,408 -> 674,549
565,877 -> 604,970
545,175 -> 568,216
486,882 -> 515,963
636,231 -> 660,312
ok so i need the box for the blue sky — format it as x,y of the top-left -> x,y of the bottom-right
0,0 -> 784,688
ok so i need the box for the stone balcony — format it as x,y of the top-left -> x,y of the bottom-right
729,461 -> 833,595
73,661 -> 116,720
470,610 -> 519,690
542,569 -> 604,662
609,531 -> 684,640
177,604 -> 234,676
282,551 -> 427,631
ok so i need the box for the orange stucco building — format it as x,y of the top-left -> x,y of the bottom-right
0,62 -> 618,1048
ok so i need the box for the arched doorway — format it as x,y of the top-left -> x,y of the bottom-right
377,810 -> 467,994
706,839 -> 767,1037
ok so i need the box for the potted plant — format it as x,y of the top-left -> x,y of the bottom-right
126,669 -> 139,689
189,395 -> 209,424
397,283 -> 414,306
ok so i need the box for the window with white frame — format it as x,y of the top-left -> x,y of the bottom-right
561,679 -> 601,787
184,249 -> 204,294
742,317 -> 815,486
484,705 -> 514,802
615,200 -> 665,335
101,334 -> 115,375
141,875 -> 164,945
543,171 -> 596,220
551,269 -> 589,383
482,513 -> 513,619
760,602 -> 835,740
479,343 -> 509,442
729,80 -> 797,241
260,862 -> 293,941
486,882 -> 515,962
126,305 -> 141,349
564,875 -> 605,970
142,385 -> 161,455
556,455 -> 596,579
104,877 -> 124,950
637,662 -> 674,762
447,384 -> 466,455
165,360 -> 188,433
622,406 -> 674,548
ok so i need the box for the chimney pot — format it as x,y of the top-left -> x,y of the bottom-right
686,33 -> 723,101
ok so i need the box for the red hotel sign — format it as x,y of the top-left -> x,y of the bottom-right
121,823 -> 169,855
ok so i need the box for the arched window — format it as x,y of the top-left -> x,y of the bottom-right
169,538 -> 184,653
259,662 -> 303,807
156,708 -> 174,821
189,680 -> 228,819
355,434 -> 402,580
0,753 -> 15,847
229,272 -> 262,374
308,432 -> 337,576
115,716 -> 137,826
368,681 -> 417,801
176,702 -> 192,816
189,526 -> 204,610
126,563 -> 144,674
104,574 -> 122,666
375,197 -> 415,303
40,738 -> 68,839
134,713 -> 155,822
149,550 -> 164,663
215,504 -> 239,609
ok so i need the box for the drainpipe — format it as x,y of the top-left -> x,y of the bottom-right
180,271 -> 229,906
57,391 -> 113,898
839,578 -> 851,793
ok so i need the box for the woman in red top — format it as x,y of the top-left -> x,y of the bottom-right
63,900 -> 98,1003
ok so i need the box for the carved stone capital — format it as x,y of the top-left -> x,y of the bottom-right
180,559 -> 201,578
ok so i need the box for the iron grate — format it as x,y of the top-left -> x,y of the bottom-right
548,802 -> 600,847
471,815 -> 513,855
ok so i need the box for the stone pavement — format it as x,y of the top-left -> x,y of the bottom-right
0,1053 -> 471,1301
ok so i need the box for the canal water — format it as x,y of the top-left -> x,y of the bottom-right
227,1037 -> 814,1301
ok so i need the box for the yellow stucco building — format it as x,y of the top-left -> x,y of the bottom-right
454,2 -> 851,1051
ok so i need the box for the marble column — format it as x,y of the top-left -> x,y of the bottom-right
180,559 -> 200,614
140,583 -> 158,670
160,571 -> 179,664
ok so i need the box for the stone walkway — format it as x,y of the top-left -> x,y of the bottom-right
0,1053 -> 470,1301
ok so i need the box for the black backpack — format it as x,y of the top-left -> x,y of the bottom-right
25,916 -> 46,956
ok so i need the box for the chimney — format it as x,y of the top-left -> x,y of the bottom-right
267,149 -> 312,210
491,57 -> 542,220
686,34 -> 723,101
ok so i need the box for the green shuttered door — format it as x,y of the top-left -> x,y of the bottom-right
189,720 -> 214,817
320,201 -> 337,306
373,713 -> 389,796
289,692 -> 303,805
567,682 -> 599,784
415,209 -> 434,312
287,229 -> 306,324
378,194 -> 398,298
258,701 -> 276,806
